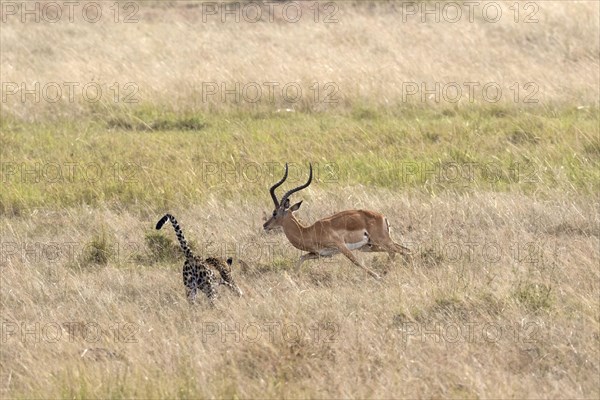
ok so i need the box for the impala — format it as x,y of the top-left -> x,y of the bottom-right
263,163 -> 411,279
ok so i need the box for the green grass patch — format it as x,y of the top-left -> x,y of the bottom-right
77,231 -> 114,268
1,105 -> 598,214
143,231 -> 183,264
513,282 -> 553,313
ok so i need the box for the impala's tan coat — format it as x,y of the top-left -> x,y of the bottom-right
264,164 -> 411,279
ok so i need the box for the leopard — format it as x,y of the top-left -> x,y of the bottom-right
155,213 -> 242,305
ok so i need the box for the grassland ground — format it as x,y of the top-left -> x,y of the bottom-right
1,107 -> 599,398
1,1 -> 599,398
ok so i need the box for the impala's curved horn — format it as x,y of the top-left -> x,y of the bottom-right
269,163 -> 288,208
280,163 -> 312,207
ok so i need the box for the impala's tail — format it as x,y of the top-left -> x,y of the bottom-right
156,214 -> 193,259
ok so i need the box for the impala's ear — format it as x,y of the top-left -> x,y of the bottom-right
290,201 -> 303,212
282,198 -> 290,209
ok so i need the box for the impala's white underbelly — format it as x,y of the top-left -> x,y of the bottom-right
317,232 -> 369,256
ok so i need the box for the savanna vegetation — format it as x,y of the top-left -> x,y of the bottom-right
1,1 -> 598,398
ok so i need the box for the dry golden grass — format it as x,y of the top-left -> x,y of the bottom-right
1,1 -> 599,399
1,191 -> 598,398
1,0 -> 598,119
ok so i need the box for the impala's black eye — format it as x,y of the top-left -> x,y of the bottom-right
273,211 -> 277,217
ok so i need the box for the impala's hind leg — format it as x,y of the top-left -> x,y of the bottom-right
362,240 -> 412,264
390,242 -> 413,266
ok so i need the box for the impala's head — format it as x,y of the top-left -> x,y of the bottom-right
263,163 -> 312,232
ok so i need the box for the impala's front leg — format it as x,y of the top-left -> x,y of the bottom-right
295,252 -> 320,270
336,244 -> 381,280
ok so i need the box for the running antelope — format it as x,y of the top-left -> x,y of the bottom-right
263,163 -> 411,279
